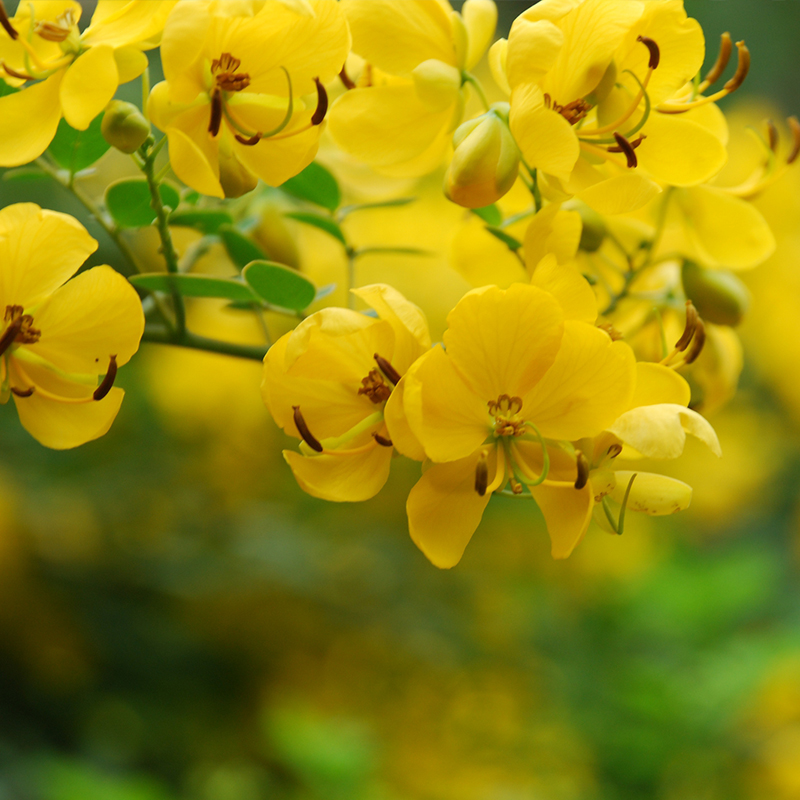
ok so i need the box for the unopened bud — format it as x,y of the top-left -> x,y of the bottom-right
681,261 -> 750,327
101,100 -> 151,154
445,110 -> 519,209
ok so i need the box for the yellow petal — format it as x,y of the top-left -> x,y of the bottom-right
0,203 -> 97,309
576,171 -> 661,215
524,321 -> 636,440
529,481 -> 594,559
233,123 -> 320,188
412,59 -> 461,111
462,0 -> 497,71
505,17 -> 563,88
0,71 -> 63,167
30,265 -> 145,374
451,213 -> 528,288
629,361 -> 690,408
407,449 -> 498,568
677,186 -> 776,270
283,441 -> 392,502
488,38 -> 510,95
60,46 -> 118,130
341,0 -> 456,75
509,85 -> 579,182
403,346 -> 490,463
444,283 -> 564,401
113,45 -> 149,84
157,0 -> 208,103
529,254 -> 597,323
85,0 -> 177,49
607,403 -> 722,459
637,112 -> 727,187
383,377 -> 426,461
610,470 -> 692,515
523,202 -> 581,267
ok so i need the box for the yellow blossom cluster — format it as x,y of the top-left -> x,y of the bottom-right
0,0 -> 795,568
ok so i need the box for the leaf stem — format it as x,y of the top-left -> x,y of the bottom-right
142,326 -> 268,361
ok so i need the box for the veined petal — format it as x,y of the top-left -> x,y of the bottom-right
158,0 -> 208,102
524,321 -> 636,440
678,186 -> 776,270
85,0 -> 177,49
0,204 -> 97,310
284,440 -> 392,502
444,283 -> 564,401
462,0 -> 497,71
530,481 -> 594,559
341,0 -> 457,75
403,346 -> 490,463
629,361 -> 690,408
0,71 -> 63,167
30,265 -> 144,374
233,123 -> 320,188
523,203 -> 582,267
509,84 -> 579,182
407,449 -> 499,568
60,46 -> 118,130
576,172 -> 661,215
505,17 -> 563,89
610,470 -> 692,515
607,403 -> 722,459
529,254 -> 597,322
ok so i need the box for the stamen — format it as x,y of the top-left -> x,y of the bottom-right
474,451 -> 488,496
212,53 -> 250,92
574,451 -> 590,490
509,476 -> 523,495
373,432 -> 393,447
292,405 -> 323,452
674,301 -> 698,351
700,32 -> 733,91
683,318 -> 706,364
788,117 -> 800,164
374,353 -> 401,385
607,133 -> 645,153
311,77 -> 328,126
607,443 -> 623,459
358,369 -> 391,403
0,1 -> 17,39
597,322 -> 624,341
10,385 -> 34,397
723,41 -> 750,94
0,315 -> 23,357
92,355 -> 117,401
208,88 -> 223,136
767,119 -> 779,153
339,66 -> 355,90
234,133 -> 261,146
612,132 -> 638,168
1,62 -> 34,81
637,35 -> 660,69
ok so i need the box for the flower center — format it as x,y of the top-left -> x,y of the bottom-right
545,94 -> 591,126
35,8 -> 78,42
212,53 -> 251,93
488,394 -> 525,437
358,369 -> 391,404
0,305 -> 40,356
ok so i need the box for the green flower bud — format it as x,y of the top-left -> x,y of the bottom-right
574,202 -> 606,252
101,100 -> 151,154
445,110 -> 519,209
681,261 -> 750,327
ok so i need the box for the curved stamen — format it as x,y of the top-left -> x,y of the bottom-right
602,473 -> 638,534
579,140 -> 629,170
674,300 -> 698,351
574,451 -> 590,490
374,353 -> 401,385
683,318 -> 706,365
12,361 -> 97,405
698,32 -> 733,93
1,61 -> 34,80
0,1 -> 16,38
208,88 -> 223,136
0,316 -> 23,357
373,432 -> 393,447
10,385 -> 34,397
339,65 -> 355,90
292,405 -> 323,452
226,66 -> 295,144
512,422 -> 550,487
311,76 -> 328,125
474,450 -> 489,496
92,355 -> 117,401
767,119 -> 779,152
637,35 -> 660,69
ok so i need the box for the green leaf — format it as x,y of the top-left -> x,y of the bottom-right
129,273 -> 258,303
48,114 -> 111,173
169,209 -> 233,235
243,260 -> 316,311
485,226 -> 522,251
105,179 -> 181,228
219,225 -> 267,269
280,161 -> 340,211
471,204 -> 503,226
0,79 -> 19,98
352,246 -> 433,258
286,212 -> 346,245
338,197 -> 416,218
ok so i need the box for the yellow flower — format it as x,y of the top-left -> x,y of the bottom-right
0,0 -> 175,166
262,284 -> 430,502
147,0 -> 350,197
328,0 -> 497,177
0,203 -> 144,448
390,282 -> 636,568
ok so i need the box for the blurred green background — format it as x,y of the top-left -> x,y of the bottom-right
2,2 -> 800,799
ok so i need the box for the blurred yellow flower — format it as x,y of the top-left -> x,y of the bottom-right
263,284 -> 430,502
147,0 -> 350,197
0,203 -> 144,449
0,0 -> 175,166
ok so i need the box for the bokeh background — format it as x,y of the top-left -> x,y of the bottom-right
2,1 -> 800,798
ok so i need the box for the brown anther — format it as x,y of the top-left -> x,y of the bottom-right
637,35 -> 660,70
0,1 -> 17,39
787,116 -> 800,165
474,452 -> 488,497
373,432 -> 393,447
554,98 -> 591,126
607,443 -> 623,459
0,315 -> 22,357
766,119 -> 779,153
311,77 -> 328,126
574,451 -> 590,490
703,32 -> 733,88
597,322 -> 624,341
34,8 -> 76,42
212,53 -> 250,92
0,304 -> 39,355
612,132 -> 638,169
1,62 -> 34,81
235,133 -> 261,146
374,353 -> 401,385
208,88 -> 223,136
93,355 -> 117,401
608,133 -> 646,153
292,405 -> 323,452
674,300 -> 698,351
487,394 -> 522,416
358,369 -> 391,403
339,65 -> 356,90
10,385 -> 34,397
723,41 -> 749,94
543,93 -> 552,109
683,318 -> 706,365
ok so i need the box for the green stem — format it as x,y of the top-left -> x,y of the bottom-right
462,72 -> 490,112
142,326 -> 268,361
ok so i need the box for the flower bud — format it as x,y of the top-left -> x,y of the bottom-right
445,110 -> 519,209
101,100 -> 151,154
681,261 -> 750,327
